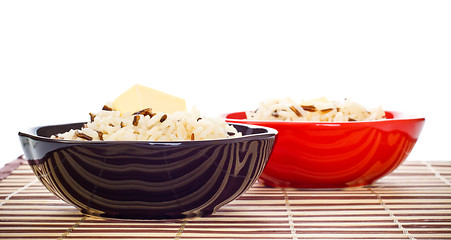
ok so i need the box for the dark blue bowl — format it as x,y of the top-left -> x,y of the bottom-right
18,122 -> 277,220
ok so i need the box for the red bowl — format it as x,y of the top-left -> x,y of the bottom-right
224,111 -> 425,188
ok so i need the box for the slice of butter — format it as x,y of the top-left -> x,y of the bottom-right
112,84 -> 186,114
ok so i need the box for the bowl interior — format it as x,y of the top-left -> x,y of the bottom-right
224,111 -> 425,122
22,122 -> 275,143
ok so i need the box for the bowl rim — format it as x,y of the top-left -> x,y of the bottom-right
223,111 -> 425,125
18,122 -> 278,145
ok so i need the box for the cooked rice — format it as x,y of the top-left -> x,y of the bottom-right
53,104 -> 242,141
246,97 -> 385,122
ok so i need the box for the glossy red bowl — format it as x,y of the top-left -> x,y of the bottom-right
224,111 -> 425,188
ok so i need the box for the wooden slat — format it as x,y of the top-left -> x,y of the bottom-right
1,160 -> 451,239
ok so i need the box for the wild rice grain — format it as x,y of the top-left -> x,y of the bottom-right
102,105 -> 113,111
301,105 -> 317,112
75,131 -> 92,141
96,131 -> 104,141
289,105 -> 302,117
160,114 -> 168,123
133,115 -> 140,126
320,108 -> 334,113
133,108 -> 154,117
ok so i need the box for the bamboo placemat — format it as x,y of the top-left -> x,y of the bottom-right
1,156 -> 451,240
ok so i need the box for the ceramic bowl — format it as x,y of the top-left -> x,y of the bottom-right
224,111 -> 425,188
18,122 -> 277,220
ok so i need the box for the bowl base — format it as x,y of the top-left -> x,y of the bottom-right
259,179 -> 375,189
80,209 -> 215,221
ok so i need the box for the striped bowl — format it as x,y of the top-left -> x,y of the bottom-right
18,123 -> 277,220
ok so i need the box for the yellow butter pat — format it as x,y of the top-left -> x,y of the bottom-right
112,84 -> 186,114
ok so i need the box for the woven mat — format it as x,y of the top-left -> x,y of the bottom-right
1,157 -> 451,240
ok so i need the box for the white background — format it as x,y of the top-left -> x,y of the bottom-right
1,0 -> 450,168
